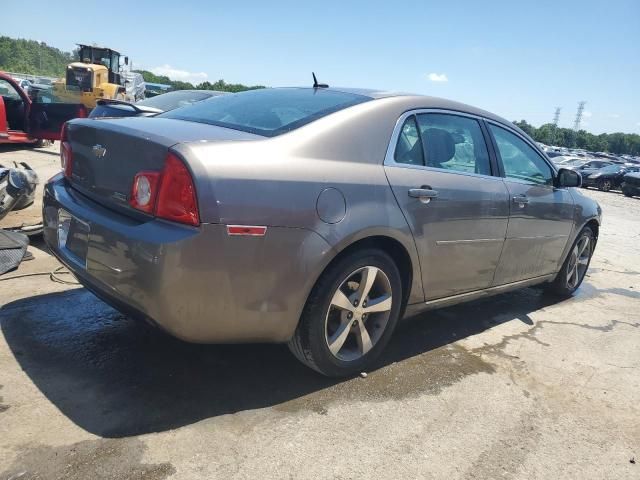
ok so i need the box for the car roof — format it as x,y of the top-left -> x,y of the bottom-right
293,86 -> 516,129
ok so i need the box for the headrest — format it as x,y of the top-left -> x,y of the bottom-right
423,128 -> 455,168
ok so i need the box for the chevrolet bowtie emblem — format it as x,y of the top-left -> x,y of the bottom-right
92,144 -> 107,158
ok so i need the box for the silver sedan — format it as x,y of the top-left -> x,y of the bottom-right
43,87 -> 601,376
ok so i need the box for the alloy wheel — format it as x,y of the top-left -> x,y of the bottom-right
324,266 -> 393,361
566,234 -> 592,289
600,180 -> 612,192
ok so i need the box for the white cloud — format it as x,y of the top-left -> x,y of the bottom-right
150,64 -> 208,83
607,113 -> 620,118
426,73 -> 448,82
582,110 -> 593,118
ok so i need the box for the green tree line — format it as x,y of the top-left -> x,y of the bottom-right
514,120 -> 640,156
0,36 -> 75,77
133,70 -> 264,93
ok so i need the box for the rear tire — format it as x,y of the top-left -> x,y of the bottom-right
622,187 -> 634,198
545,226 -> 595,297
289,248 -> 403,377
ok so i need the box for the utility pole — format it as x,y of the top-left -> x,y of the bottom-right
570,101 -> 587,148
36,39 -> 42,73
573,101 -> 586,131
551,107 -> 561,145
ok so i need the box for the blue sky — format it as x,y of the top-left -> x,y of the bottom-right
5,0 -> 639,133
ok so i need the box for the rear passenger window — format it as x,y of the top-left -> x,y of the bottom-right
394,116 -> 424,165
415,114 -> 491,175
489,124 -> 553,186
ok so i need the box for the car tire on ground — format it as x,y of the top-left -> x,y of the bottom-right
622,187 -> 634,197
544,226 -> 595,297
598,179 -> 612,192
289,248 -> 403,377
31,139 -> 53,148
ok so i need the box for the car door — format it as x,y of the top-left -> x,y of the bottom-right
384,111 -> 510,300
487,123 -> 574,285
27,100 -> 88,140
0,76 -> 29,136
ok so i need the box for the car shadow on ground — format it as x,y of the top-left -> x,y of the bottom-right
0,144 -> 57,156
0,285 -> 566,438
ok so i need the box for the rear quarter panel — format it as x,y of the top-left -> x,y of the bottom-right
173,98 -> 425,304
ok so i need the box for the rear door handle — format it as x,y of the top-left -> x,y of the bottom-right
512,195 -> 529,206
408,187 -> 439,200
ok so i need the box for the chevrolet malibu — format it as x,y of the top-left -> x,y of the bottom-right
43,87 -> 601,376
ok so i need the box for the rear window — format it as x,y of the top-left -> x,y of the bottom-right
159,88 -> 372,137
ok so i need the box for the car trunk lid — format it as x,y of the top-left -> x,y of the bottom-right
65,117 -> 262,217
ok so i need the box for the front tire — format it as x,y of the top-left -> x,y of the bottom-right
31,139 -> 53,148
598,179 -> 612,192
289,249 -> 403,377
545,226 -> 595,297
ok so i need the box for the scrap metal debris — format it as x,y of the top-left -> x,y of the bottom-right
0,229 -> 29,275
0,162 -> 39,221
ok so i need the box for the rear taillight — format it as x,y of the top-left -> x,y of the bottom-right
129,152 -> 200,226
155,153 -> 200,226
60,123 -> 72,178
129,171 -> 161,213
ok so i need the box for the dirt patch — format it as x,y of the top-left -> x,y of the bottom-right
0,438 -> 175,480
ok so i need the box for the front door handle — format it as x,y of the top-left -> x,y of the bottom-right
512,195 -> 529,207
408,187 -> 439,200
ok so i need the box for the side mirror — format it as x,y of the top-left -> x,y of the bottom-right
124,56 -> 129,66
557,168 -> 581,188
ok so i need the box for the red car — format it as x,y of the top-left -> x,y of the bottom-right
0,71 -> 87,145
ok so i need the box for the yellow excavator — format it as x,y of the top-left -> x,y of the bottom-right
53,44 -> 129,109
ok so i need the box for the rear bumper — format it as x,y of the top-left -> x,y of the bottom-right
43,175 -> 334,343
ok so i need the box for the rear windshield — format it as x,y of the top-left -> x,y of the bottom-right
137,90 -> 221,111
158,88 -> 372,137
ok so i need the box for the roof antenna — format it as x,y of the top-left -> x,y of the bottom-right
312,72 -> 328,88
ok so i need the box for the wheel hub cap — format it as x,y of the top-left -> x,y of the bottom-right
325,266 -> 393,362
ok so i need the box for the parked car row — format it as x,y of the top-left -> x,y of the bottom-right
581,164 -> 640,192
546,153 -> 640,196
541,143 -> 640,165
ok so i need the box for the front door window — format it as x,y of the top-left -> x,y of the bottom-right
489,124 -> 553,186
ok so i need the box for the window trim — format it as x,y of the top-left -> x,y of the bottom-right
384,109 -> 501,180
484,119 -> 560,188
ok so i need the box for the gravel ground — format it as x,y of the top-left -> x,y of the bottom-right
0,146 -> 638,479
